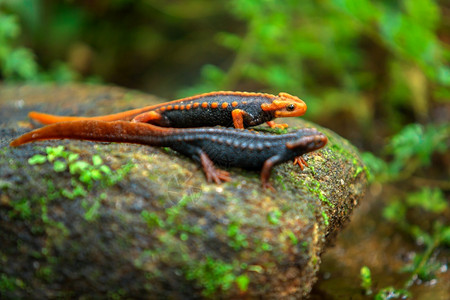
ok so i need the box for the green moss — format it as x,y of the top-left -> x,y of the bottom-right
267,209 -> 282,225
304,179 -> 334,208
227,222 -> 248,250
8,198 -> 32,219
142,193 -> 203,239
321,211 -> 330,226
185,256 -> 236,297
286,230 -> 298,245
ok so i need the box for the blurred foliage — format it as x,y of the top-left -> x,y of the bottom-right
0,0 -> 449,298
362,121 -> 449,298
363,123 -> 449,182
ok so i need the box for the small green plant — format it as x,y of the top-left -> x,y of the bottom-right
363,123 -> 449,183
383,187 -> 449,286
184,256 -> 251,297
0,8 -> 78,82
141,193 -> 203,239
360,266 -> 372,295
28,145 -> 134,220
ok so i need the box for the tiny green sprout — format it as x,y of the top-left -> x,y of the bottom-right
360,266 -> 372,295
267,209 -> 282,225
69,160 -> 90,175
46,145 -> 66,161
286,230 -> 298,245
375,286 -> 410,300
92,155 -> 103,166
53,160 -> 66,172
261,242 -> 272,251
236,274 -> 250,292
180,232 -> 188,241
100,164 -> 112,175
28,154 -> 47,165
67,153 -> 79,163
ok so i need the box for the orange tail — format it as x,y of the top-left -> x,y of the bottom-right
28,105 -> 158,125
10,120 -> 171,147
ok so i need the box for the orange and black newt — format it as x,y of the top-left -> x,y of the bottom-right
28,91 -> 307,129
10,120 -> 327,190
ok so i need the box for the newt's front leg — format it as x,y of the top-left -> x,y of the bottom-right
260,155 -> 283,192
266,121 -> 289,129
231,109 -> 250,129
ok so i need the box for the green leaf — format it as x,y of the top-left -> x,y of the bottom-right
28,154 -> 47,165
53,160 -> 67,172
3,48 -> 38,80
236,274 -> 250,292
383,200 -> 406,222
0,14 -> 20,40
360,266 -> 372,295
406,188 -> 447,213
403,0 -> 440,30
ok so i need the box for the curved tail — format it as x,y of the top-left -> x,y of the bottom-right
10,120 -> 169,147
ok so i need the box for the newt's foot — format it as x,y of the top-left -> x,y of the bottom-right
266,121 -> 289,129
207,169 -> 231,184
293,156 -> 309,170
200,151 -> 231,184
262,181 -> 276,192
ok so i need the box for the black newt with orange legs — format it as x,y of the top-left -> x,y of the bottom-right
10,120 -> 327,190
28,91 -> 307,129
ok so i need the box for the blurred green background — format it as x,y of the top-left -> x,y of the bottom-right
1,0 -> 449,298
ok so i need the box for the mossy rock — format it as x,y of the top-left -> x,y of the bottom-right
0,84 -> 367,299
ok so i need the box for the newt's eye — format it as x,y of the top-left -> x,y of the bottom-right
286,104 -> 295,111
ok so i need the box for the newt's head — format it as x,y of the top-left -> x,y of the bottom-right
286,128 -> 328,154
261,92 -> 307,117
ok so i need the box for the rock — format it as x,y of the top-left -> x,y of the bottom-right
0,84 -> 367,299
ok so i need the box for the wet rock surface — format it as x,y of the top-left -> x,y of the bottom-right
0,84 -> 367,299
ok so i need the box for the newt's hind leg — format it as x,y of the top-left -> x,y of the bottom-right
131,111 -> 164,124
199,151 -> 231,184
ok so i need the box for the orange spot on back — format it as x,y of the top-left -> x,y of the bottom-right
202,102 -> 208,108
222,102 -> 229,109
160,107 -> 166,112
232,101 -> 238,107
186,104 -> 192,110
166,105 -> 173,110
180,105 -> 185,110
174,105 -> 180,110
193,103 -> 199,108
211,102 -> 218,109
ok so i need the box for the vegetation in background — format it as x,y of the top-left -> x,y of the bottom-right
0,0 -> 448,298
360,123 -> 449,298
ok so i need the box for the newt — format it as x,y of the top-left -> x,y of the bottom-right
28,91 -> 307,129
10,120 -> 327,190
